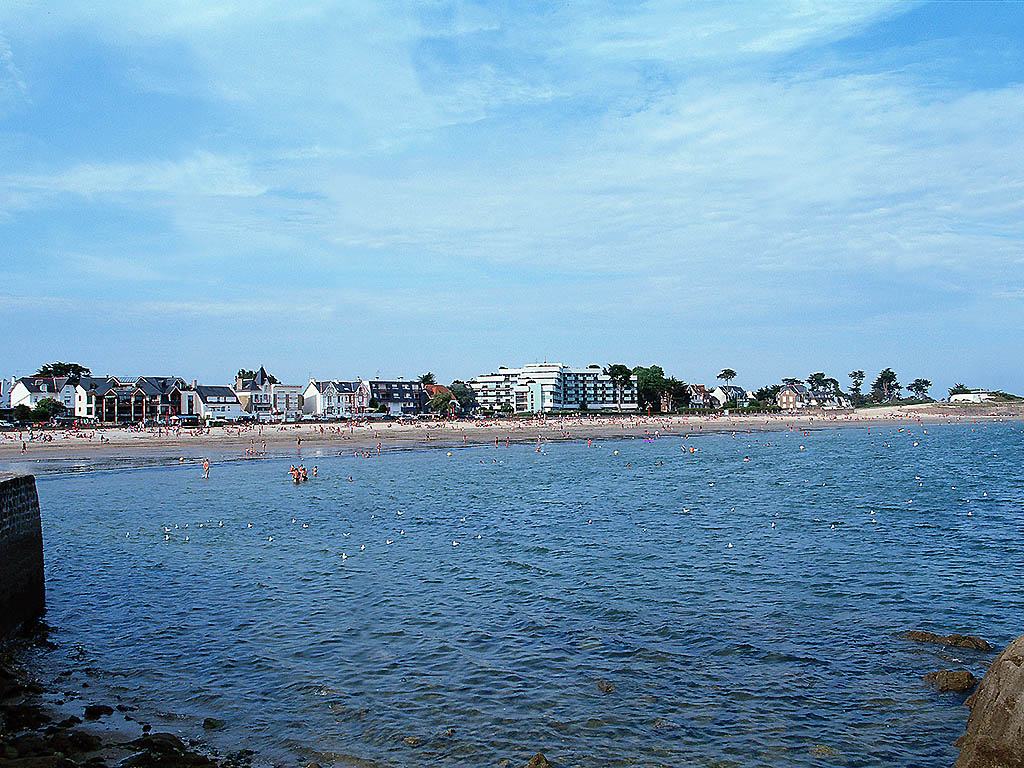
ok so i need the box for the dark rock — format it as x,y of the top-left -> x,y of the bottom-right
141,724 -> 151,733
596,679 -> 614,694
925,669 -> 979,694
10,732 -> 49,757
1,703 -> 52,731
55,716 -> 82,729
902,630 -> 993,651
402,736 -> 421,747
0,664 -> 25,699
130,733 -> 187,755
82,704 -> 114,721
201,718 -> 226,731
0,757 -> 76,768
116,704 -> 135,712
955,634 -> 1024,768
525,754 -> 552,768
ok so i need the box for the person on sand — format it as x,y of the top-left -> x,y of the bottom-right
203,458 -> 210,479
21,441 -> 27,453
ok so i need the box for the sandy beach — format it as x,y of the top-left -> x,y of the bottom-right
2,403 -> 1021,473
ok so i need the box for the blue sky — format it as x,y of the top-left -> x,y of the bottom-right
1,1 -> 1022,395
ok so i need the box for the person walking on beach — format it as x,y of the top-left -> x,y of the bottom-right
21,441 -> 27,453
203,458 -> 210,479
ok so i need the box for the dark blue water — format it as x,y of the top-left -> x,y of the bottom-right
27,423 -> 1024,767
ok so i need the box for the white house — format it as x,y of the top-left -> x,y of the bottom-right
302,379 -> 371,417
711,385 -> 749,408
195,386 -> 246,421
10,377 -> 78,412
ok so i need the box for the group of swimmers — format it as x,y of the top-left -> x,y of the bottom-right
289,464 -> 316,483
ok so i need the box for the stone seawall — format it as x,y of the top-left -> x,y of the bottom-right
0,471 -> 45,635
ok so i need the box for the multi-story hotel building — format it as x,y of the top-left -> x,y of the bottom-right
470,363 -> 638,414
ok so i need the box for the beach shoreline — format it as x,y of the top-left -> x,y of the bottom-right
2,403 -> 1021,474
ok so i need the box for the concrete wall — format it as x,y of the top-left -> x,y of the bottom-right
0,472 -> 45,635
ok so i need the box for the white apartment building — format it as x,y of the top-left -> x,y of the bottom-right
470,363 -> 638,414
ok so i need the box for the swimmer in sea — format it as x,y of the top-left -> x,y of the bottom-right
203,458 -> 210,479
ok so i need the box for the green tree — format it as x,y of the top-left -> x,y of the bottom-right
237,368 -> 279,384
717,368 -> 737,385
499,402 -> 514,415
449,381 -> 478,413
948,382 -> 970,397
666,378 -> 690,411
32,398 -> 66,421
34,362 -> 90,379
418,372 -> 437,385
908,378 -> 933,400
781,377 -> 803,386
603,363 -> 634,411
751,384 -> 782,407
13,404 -> 33,422
806,372 -> 827,393
429,390 -> 454,414
633,365 -> 668,412
871,368 -> 901,402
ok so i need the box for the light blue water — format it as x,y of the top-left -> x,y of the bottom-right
25,423 -> 1024,767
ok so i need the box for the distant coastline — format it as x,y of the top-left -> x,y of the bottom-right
2,402 -> 1021,475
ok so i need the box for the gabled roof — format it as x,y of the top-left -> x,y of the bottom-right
15,376 -> 73,393
135,376 -> 185,396
195,385 -> 240,403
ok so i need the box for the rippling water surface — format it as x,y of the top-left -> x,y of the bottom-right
27,423 -> 1024,767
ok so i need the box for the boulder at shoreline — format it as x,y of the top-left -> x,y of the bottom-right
955,633 -> 1024,768
901,630 -> 993,651
924,669 -> 979,694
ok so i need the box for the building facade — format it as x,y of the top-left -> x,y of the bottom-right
10,378 -> 77,412
195,386 -> 245,421
470,363 -> 638,414
368,379 -> 425,415
711,385 -> 749,408
302,379 -> 371,417
234,367 -> 304,420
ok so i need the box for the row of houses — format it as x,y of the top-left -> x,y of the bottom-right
4,362 -> 865,424
7,375 -> 247,423
4,366 -> 442,424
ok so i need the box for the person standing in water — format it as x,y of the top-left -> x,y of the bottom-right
203,458 -> 210,479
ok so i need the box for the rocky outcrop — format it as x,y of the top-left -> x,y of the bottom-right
925,669 -> 979,694
955,633 -> 1024,768
525,754 -> 552,768
902,630 -> 993,651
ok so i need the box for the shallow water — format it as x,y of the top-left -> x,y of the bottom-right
27,422 -> 1024,767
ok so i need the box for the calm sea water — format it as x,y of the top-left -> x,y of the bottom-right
23,423 -> 1024,767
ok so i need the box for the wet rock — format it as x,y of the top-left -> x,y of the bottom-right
55,716 -> 82,729
402,736 -> 421,747
82,704 -> 114,721
596,679 -> 614,694
812,744 -> 838,756
116,704 -> 135,712
902,630 -> 993,651
1,703 -> 52,731
130,732 -> 188,755
525,753 -> 552,768
202,718 -> 226,731
0,757 -> 76,768
955,634 -> 1024,768
10,732 -> 50,757
0,664 -> 25,699
925,669 -> 979,694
